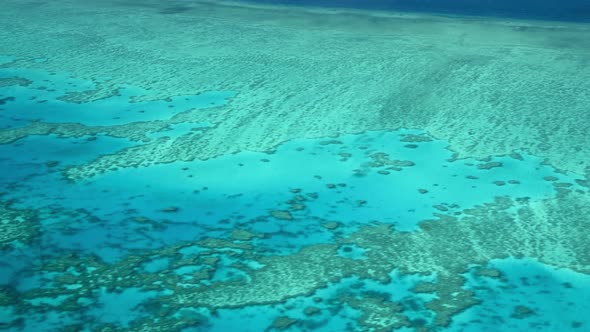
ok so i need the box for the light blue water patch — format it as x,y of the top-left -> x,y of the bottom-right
0,66 -> 233,127
175,265 -> 202,276
142,257 -> 170,273
88,287 -> 160,328
450,257 -> 590,331
179,245 -> 208,257
3,129 -> 581,259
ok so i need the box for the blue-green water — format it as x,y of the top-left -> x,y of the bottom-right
1,1 -> 590,331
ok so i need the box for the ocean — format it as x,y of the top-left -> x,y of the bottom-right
0,0 -> 589,331
244,0 -> 590,21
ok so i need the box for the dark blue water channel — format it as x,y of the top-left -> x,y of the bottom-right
243,0 -> 590,21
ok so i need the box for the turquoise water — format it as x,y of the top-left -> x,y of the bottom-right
0,67 -> 232,127
1,0 -> 589,331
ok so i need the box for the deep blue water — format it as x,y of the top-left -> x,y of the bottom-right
244,0 -> 590,21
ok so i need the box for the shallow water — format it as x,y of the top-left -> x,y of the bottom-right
1,0 -> 589,331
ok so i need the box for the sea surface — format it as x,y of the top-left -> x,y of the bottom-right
0,0 -> 589,331
245,0 -> 590,22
